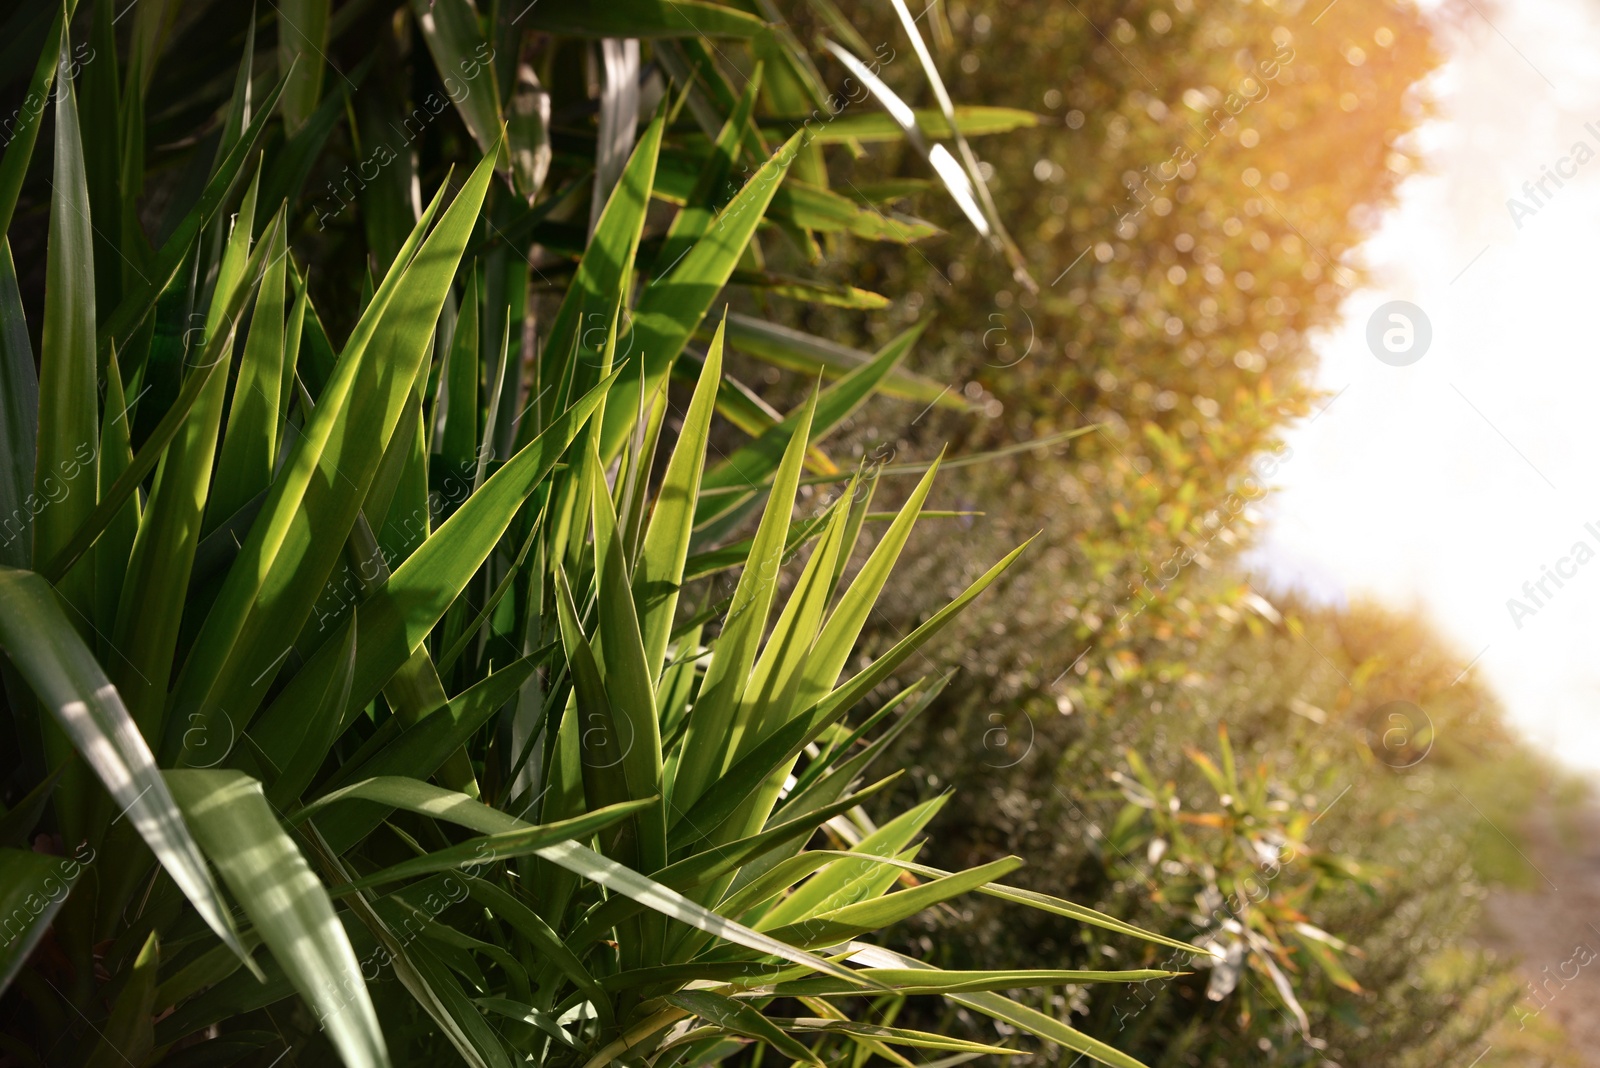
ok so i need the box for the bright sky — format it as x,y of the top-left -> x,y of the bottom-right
1249,0 -> 1600,771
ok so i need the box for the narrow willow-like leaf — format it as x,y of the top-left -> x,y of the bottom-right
0,568 -> 250,969
167,770 -> 390,1068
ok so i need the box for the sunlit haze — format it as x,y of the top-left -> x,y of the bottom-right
1251,0 -> 1600,770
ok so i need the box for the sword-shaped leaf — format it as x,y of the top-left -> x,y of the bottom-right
630,316 -> 720,681
0,568 -> 250,971
310,796 -> 657,893
277,0 -> 330,135
847,944 -> 1154,1068
0,6 -> 68,237
599,131 -> 805,457
212,202 -> 290,526
709,312 -> 962,409
671,389 -> 816,812
0,847 -> 81,996
83,931 -> 158,1068
169,150 -> 497,755
34,25 -> 99,619
693,325 -> 924,527
665,991 -> 821,1066
411,0 -> 505,176
296,777 -> 874,989
111,182 -> 272,741
0,240 -> 37,569
521,0 -> 767,37
248,372 -> 614,772
97,69 -> 288,356
761,858 -> 1021,948
533,115 -> 662,432
38,214 -> 284,583
166,769 -> 390,1068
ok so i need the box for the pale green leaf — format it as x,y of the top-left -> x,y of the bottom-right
167,769 -> 390,1068
0,568 -> 250,970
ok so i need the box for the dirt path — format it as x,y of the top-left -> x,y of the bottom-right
1481,800 -> 1600,1064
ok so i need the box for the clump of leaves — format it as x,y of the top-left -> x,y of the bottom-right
1104,727 -> 1371,1037
0,3 -> 1200,1067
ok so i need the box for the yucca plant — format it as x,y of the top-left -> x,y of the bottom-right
1,3 -> 1198,1066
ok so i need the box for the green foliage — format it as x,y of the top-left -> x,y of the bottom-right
884,590 -> 1541,1066
0,3 -> 1196,1067
661,1 -> 1540,1063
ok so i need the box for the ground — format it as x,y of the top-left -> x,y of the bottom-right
1478,793 -> 1600,1067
